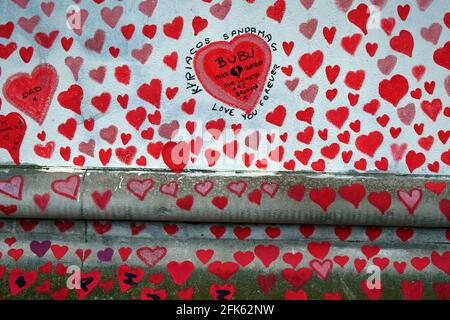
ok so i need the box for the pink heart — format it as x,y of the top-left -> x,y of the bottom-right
99,125 -> 118,144
127,179 -> 154,201
210,0 -> 232,20
390,143 -> 408,162
139,0 -> 158,17
420,23 -> 442,45
64,56 -> 83,81
377,55 -> 397,75
445,75 -> 450,97
194,181 -> 214,197
227,181 -> 247,197
101,6 -> 123,28
51,175 -> 80,200
41,2 -> 55,17
398,188 -> 422,215
285,78 -> 299,92
300,0 -> 315,9
89,66 -> 106,84
370,0 -> 387,9
79,139 -> 95,157
310,259 -> 333,280
12,0 -> 29,8
131,44 -> 153,64
136,246 -> 166,267
397,103 -> 415,125
300,84 -> 319,103
18,16 -> 40,34
0,176 -> 23,200
299,18 -> 318,39
261,182 -> 279,198
416,0 -> 433,11
85,29 -> 105,53
160,181 -> 178,197
335,0 -> 354,12
158,120 -> 179,140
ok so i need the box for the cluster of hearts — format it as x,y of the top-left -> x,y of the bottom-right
0,0 -> 449,174
0,174 -> 449,220
0,219 -> 449,299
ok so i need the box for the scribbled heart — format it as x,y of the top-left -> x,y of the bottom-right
2,64 -> 58,125
194,34 -> 272,114
0,112 -> 27,165
397,103 -> 416,125
136,246 -> 167,267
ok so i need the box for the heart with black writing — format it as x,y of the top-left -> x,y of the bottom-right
2,64 -> 58,125
75,270 -> 101,300
0,112 -> 27,165
9,269 -> 38,296
194,34 -> 272,114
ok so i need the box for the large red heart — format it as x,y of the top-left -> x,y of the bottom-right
433,41 -> 450,70
9,269 -> 38,296
0,112 -> 27,165
117,265 -> 144,293
75,270 -> 101,300
194,34 -> 272,114
2,64 -> 58,125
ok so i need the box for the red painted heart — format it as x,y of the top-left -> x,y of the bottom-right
2,64 -> 58,125
0,112 -> 27,165
194,34 -> 272,114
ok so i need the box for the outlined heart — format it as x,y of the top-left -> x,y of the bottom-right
0,175 -> 23,200
127,178 -> 154,201
51,175 -> 80,200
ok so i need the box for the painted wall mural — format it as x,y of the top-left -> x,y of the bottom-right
0,0 -> 449,302
0,219 -> 449,300
0,0 -> 448,174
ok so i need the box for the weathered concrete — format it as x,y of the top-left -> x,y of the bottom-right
0,219 -> 448,300
0,167 -> 449,227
